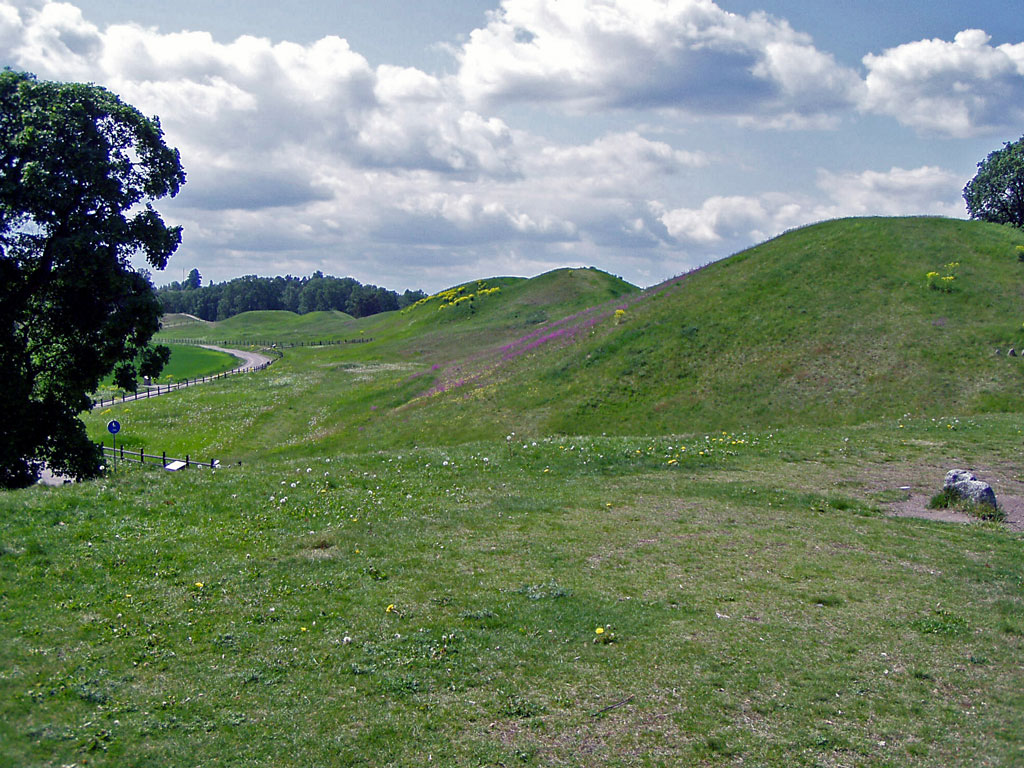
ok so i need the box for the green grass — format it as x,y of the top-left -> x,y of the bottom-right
157,344 -> 243,382
145,217 -> 1024,454
2,421 -> 1023,766
7,217 -> 1024,765
158,310 -> 357,344
89,218 -> 1024,461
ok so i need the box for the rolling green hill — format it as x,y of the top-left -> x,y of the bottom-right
158,310 -> 357,343
389,217 -> 1024,441
88,217 -> 1024,461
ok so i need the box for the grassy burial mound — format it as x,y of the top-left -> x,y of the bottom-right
157,310 -> 357,345
391,217 -> 1024,441
82,217 -> 1024,463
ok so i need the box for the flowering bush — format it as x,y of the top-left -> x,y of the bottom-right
927,261 -> 958,292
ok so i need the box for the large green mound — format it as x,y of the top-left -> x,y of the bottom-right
104,217 -> 1024,460
388,217 -> 1024,441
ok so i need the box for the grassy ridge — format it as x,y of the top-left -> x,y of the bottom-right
158,310 -> 357,344
387,217 -> 1024,441
86,218 -> 1024,463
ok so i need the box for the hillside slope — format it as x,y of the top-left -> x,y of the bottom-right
108,218 -> 1024,459
388,217 -> 1024,441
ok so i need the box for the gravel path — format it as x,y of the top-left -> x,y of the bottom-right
93,345 -> 274,406
38,344 -> 274,485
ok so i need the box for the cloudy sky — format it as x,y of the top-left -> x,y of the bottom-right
3,1 -> 1023,291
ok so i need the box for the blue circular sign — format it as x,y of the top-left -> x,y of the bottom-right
107,420 -> 121,435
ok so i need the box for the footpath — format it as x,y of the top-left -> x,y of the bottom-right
38,344 -> 274,486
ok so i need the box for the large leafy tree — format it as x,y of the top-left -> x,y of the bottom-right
0,70 -> 185,488
963,136 -> 1024,228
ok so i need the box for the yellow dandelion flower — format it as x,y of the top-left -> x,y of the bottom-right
385,604 -> 396,613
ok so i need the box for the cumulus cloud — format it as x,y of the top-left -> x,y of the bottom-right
455,0 -> 861,125
0,0 -> 515,179
815,166 -> 965,218
659,165 -> 965,249
862,30 -> 1024,138
0,0 -> 995,291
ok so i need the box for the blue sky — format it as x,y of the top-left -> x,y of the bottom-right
3,0 -> 1023,291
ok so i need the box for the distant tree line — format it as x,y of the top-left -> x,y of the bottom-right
158,270 -> 427,320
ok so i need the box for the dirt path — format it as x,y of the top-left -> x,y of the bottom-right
94,344 -> 274,406
889,492 -> 1024,531
38,344 -> 275,486
196,344 -> 274,372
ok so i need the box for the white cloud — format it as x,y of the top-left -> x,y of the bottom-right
455,0 -> 861,124
815,166 -> 966,218
659,165 -> 965,249
0,1 -> 997,292
661,195 -> 773,244
862,29 -> 1024,138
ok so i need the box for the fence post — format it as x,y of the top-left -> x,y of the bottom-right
185,454 -> 190,468
141,447 -> 144,464
162,451 -> 166,467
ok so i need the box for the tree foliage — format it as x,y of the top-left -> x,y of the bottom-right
0,69 -> 184,487
158,273 -> 426,320
963,136 -> 1024,228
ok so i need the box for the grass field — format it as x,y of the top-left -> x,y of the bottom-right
4,218 -> 1024,766
158,310 -> 358,344
2,418 -> 1022,766
157,345 -> 244,382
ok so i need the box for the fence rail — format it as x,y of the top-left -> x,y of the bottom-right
100,444 -> 219,470
168,337 -> 372,348
91,359 -> 274,409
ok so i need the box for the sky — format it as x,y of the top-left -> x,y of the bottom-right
2,1 -> 1023,292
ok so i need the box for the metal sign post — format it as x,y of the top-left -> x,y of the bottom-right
107,420 -> 121,471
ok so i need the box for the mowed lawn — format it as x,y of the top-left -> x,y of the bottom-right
2,416 -> 1022,766
156,344 -> 244,383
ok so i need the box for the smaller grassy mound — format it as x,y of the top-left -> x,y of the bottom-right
356,268 -> 638,364
159,313 -> 208,329
157,310 -> 356,344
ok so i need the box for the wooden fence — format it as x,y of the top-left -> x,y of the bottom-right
169,338 -> 372,348
91,358 -> 275,409
100,444 -> 219,470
